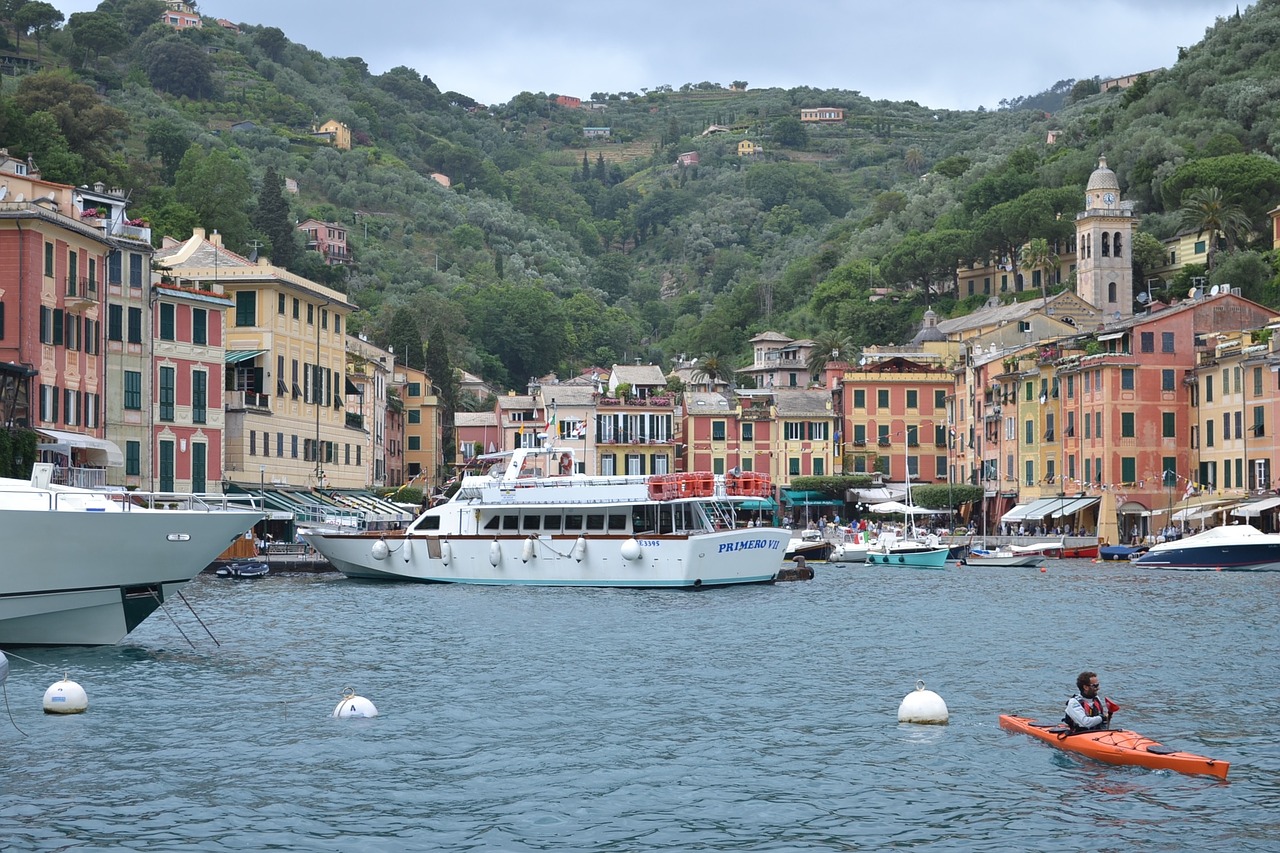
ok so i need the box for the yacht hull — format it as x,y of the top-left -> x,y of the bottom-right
307,530 -> 786,588
0,503 -> 261,646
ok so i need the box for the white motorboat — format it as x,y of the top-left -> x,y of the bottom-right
783,528 -> 833,561
0,465 -> 262,646
1132,523 -> 1280,571
828,529 -> 868,563
959,547 -> 1044,567
300,443 -> 787,588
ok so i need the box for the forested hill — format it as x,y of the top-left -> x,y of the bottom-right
3,0 -> 1280,393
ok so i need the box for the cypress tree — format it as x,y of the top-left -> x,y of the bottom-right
251,166 -> 298,270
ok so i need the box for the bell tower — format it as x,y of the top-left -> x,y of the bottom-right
1075,156 -> 1136,321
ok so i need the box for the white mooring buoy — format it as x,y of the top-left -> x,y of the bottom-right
332,687 -> 378,718
43,675 -> 89,715
897,679 -> 949,724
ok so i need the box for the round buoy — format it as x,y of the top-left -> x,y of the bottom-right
332,687 -> 378,718
897,679 -> 948,724
371,540 -> 389,561
43,675 -> 88,715
620,537 -> 642,561
1040,566 -> 1047,573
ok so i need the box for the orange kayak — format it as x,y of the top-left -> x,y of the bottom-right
999,714 -> 1229,779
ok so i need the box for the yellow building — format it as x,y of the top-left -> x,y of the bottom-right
737,139 -> 762,157
154,228 -> 359,490
312,119 -> 352,151
1189,330 -> 1274,500
397,364 -> 441,487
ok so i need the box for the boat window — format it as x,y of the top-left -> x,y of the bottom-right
522,515 -> 541,531
483,516 -> 500,530
542,514 -> 562,532
501,515 -> 519,531
564,513 -> 584,530
608,513 -> 627,531
418,516 -> 440,531
659,504 -> 674,535
632,505 -> 657,534
585,514 -> 606,531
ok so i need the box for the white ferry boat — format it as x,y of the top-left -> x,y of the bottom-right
0,464 -> 262,646
301,444 -> 786,588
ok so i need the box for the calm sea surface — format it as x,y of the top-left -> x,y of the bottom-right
2,560 -> 1279,852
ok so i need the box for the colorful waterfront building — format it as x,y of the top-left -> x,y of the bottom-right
0,162 -> 112,486
154,228 -> 359,491
395,363 -> 440,488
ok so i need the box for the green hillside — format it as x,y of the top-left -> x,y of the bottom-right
2,0 -> 1279,391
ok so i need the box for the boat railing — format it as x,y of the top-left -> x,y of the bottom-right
51,465 -> 107,489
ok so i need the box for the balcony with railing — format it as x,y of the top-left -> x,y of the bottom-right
346,412 -> 365,429
877,436 -> 891,446
227,390 -> 271,411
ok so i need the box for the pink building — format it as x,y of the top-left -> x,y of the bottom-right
297,219 -> 351,266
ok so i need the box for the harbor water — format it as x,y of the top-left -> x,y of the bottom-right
2,560 -> 1278,851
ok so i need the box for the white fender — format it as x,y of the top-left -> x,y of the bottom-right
571,535 -> 587,562
371,540 -> 389,561
489,539 -> 501,567
620,537 -> 642,561
440,539 -> 452,566
521,537 -> 536,563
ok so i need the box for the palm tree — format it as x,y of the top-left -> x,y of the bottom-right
1019,238 -> 1059,305
690,352 -> 731,390
806,330 -> 854,381
1179,186 -> 1253,273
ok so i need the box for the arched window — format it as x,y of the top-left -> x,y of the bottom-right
1101,232 -> 1110,257
1108,281 -> 1117,303
1113,232 -> 1123,257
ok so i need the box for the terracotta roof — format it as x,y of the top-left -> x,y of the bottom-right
684,392 -> 734,413
455,412 -> 498,427
496,395 -> 535,410
611,363 -> 666,385
771,389 -> 833,417
540,386 -> 597,406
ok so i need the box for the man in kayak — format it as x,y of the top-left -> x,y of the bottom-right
1063,671 -> 1119,731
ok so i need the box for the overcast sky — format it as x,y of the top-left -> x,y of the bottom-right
56,1 -> 1244,109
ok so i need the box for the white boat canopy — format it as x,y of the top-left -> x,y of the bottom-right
868,500 -> 944,515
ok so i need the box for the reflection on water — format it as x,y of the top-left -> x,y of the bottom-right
1,561 -> 1277,851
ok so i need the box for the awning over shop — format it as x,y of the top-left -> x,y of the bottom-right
1000,503 -> 1035,524
225,349 -> 267,364
850,486 -> 907,504
782,489 -> 842,506
1051,496 -> 1100,518
1167,495 -> 1239,522
737,498 -> 776,511
36,428 -> 124,467
1231,496 -> 1280,517
1096,331 -> 1125,341
1001,497 -> 1062,524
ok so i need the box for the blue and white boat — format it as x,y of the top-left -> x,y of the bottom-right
1132,524 -> 1280,572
